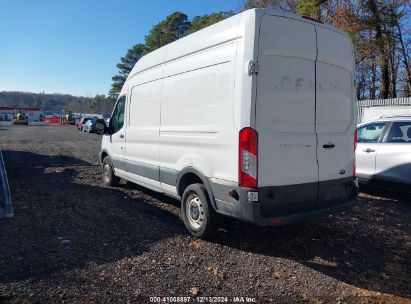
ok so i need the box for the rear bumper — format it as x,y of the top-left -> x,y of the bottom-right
245,192 -> 356,226
210,177 -> 358,226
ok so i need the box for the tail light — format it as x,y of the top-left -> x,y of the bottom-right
239,127 -> 258,187
353,129 -> 357,176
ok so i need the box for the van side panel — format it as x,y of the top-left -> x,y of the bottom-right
315,26 -> 356,182
160,42 -> 238,184
125,68 -> 163,190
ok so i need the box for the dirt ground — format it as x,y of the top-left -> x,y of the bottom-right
0,125 -> 410,304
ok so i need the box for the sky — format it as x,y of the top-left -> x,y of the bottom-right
0,0 -> 243,97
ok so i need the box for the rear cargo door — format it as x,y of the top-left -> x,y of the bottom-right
256,15 -> 319,194
315,26 -> 355,184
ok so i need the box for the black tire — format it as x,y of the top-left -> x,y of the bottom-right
181,183 -> 221,239
102,156 -> 120,186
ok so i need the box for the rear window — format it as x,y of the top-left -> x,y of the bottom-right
357,122 -> 386,143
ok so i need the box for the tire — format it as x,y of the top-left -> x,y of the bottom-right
102,156 -> 120,186
181,183 -> 221,239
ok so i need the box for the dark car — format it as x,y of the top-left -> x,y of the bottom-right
82,118 -> 97,133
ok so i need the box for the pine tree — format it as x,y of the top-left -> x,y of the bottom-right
145,12 -> 191,51
188,12 -> 233,34
109,44 -> 147,100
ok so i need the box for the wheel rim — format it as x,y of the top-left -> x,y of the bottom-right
103,163 -> 111,182
186,193 -> 205,229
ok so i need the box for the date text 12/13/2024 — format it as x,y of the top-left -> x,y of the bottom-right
149,296 -> 257,303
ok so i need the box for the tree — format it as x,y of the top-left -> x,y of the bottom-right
394,2 -> 411,95
109,12 -> 190,99
88,95 -> 115,113
244,0 -> 296,11
145,12 -> 191,51
109,11 -> 233,99
188,12 -> 233,34
89,94 -> 105,111
296,0 -> 319,18
244,0 -> 411,98
109,44 -> 147,100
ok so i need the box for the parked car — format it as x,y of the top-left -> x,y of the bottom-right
82,118 -> 97,133
102,113 -> 111,125
77,117 -> 92,131
98,8 -> 358,238
356,115 -> 411,189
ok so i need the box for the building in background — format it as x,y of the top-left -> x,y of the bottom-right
0,107 -> 42,124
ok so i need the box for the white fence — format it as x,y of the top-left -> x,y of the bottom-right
357,97 -> 411,124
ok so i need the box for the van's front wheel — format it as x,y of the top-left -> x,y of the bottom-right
181,183 -> 220,239
102,156 -> 120,187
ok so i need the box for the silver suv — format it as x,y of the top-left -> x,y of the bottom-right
356,116 -> 411,188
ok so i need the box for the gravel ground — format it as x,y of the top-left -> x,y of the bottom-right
0,125 -> 410,304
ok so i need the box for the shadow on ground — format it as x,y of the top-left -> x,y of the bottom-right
0,150 -> 184,284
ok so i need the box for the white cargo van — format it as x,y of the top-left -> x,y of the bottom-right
98,8 -> 358,238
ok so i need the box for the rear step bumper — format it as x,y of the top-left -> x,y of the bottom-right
211,177 -> 358,226
247,192 -> 357,226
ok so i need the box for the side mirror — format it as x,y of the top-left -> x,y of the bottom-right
95,119 -> 109,135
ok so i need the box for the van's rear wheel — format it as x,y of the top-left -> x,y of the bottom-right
181,183 -> 220,239
102,156 -> 120,187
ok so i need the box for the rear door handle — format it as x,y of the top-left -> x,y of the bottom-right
323,144 -> 335,149
119,133 -> 124,139
363,148 -> 375,153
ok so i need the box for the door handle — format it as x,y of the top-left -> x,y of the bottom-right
323,143 -> 335,149
363,148 -> 375,153
119,133 -> 124,139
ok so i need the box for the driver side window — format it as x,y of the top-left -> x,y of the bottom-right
110,96 -> 126,134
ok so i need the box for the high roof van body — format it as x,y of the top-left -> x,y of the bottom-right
99,9 -> 358,238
